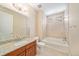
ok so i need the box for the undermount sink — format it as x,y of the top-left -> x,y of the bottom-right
14,38 -> 30,46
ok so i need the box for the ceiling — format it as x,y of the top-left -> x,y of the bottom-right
31,3 -> 68,15
41,3 -> 67,11
41,3 -> 68,15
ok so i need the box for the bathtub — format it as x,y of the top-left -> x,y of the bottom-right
40,37 -> 69,54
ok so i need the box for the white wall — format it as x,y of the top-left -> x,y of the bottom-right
27,6 -> 37,38
13,13 -> 29,38
69,3 -> 79,55
36,9 -> 44,38
42,12 -> 47,37
46,12 -> 65,38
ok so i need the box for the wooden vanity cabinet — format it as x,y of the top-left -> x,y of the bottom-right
5,45 -> 25,56
5,40 -> 37,56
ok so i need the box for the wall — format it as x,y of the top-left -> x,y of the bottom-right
69,3 -> 79,55
46,12 -> 65,38
36,8 -> 44,38
13,13 -> 28,38
28,6 -> 37,38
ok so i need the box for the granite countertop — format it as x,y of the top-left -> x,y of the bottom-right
0,37 -> 37,56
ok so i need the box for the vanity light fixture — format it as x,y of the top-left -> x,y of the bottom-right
12,3 -> 29,12
12,3 -> 22,11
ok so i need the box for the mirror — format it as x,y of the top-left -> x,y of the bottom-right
0,6 -> 29,43
0,10 -> 13,42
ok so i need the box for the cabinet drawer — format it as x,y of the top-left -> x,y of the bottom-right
5,46 -> 25,56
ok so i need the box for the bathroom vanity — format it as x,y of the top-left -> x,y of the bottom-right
0,39 -> 37,56
5,40 -> 36,56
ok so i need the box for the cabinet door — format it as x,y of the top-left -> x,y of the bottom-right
18,51 -> 25,56
25,41 -> 36,56
30,45 -> 36,56
26,47 -> 34,56
25,48 -> 29,56
29,46 -> 34,56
